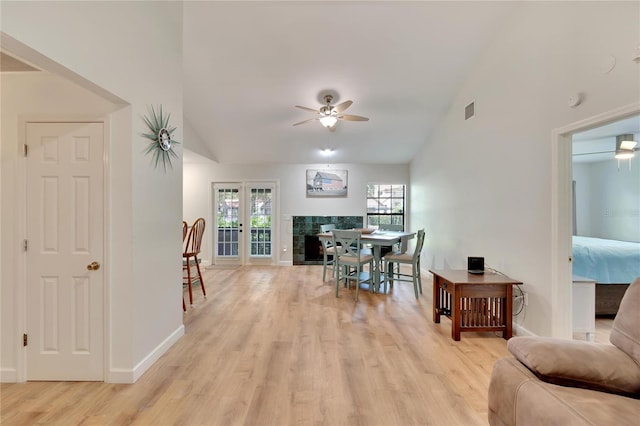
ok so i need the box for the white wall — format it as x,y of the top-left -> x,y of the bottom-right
410,1 -> 640,337
1,1 -> 184,382
184,118 -> 217,161
183,158 -> 409,265
574,158 -> 640,242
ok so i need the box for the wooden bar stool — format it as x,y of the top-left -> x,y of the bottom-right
182,220 -> 188,311
183,218 -> 206,307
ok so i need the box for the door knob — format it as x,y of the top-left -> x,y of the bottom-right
87,261 -> 101,271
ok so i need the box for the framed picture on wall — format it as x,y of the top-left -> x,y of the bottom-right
306,169 -> 348,197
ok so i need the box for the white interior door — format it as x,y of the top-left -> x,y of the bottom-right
26,122 -> 104,381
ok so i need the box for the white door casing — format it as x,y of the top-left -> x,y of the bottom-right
212,181 -> 278,266
551,102 -> 640,338
26,122 -> 104,381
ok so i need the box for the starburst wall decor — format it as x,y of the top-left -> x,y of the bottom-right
141,105 -> 180,171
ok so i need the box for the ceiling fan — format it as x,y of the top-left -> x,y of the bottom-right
293,94 -> 369,129
572,134 -> 639,160
614,134 -> 639,159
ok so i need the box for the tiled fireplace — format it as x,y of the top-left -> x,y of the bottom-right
292,216 -> 363,265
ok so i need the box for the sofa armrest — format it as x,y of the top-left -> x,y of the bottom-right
508,336 -> 640,397
489,357 -> 535,426
489,357 -> 591,426
489,357 -> 640,426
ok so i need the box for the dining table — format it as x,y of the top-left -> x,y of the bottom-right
317,229 -> 416,293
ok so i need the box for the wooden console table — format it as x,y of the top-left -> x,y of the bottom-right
430,269 -> 522,341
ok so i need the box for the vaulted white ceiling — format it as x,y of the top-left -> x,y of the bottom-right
182,1 -> 519,164
4,2 -> 636,166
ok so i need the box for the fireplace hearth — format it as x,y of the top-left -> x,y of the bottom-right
304,235 -> 323,263
292,216 -> 363,265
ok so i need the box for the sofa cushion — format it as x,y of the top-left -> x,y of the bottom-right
508,336 -> 640,397
488,357 -> 640,426
610,277 -> 640,363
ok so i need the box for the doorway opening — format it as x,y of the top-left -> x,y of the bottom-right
552,102 -> 640,338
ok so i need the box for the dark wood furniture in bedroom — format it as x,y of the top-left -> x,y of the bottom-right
596,283 -> 629,316
431,269 -> 522,341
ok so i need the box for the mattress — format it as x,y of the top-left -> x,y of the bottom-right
572,236 -> 640,284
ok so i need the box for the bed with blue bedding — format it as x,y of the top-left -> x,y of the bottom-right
572,236 -> 640,315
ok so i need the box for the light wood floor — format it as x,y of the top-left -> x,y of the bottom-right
3,266 -> 520,425
573,318 -> 614,344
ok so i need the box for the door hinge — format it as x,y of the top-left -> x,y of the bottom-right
23,333 -> 28,347
23,144 -> 28,157
23,239 -> 28,251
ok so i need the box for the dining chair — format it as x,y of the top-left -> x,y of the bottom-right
183,217 -> 207,307
379,223 -> 406,253
320,224 -> 341,281
332,229 -> 374,301
182,220 -> 188,311
383,229 -> 425,299
378,223 -> 407,276
182,220 -> 188,243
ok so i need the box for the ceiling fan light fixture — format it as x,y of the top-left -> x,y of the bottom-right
615,150 -> 635,160
615,134 -> 637,159
319,115 -> 337,128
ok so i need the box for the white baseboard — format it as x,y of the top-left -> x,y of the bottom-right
108,324 -> 185,383
513,322 -> 535,337
279,260 -> 293,266
1,368 -> 17,383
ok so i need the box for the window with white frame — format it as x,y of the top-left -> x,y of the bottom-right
366,184 -> 405,229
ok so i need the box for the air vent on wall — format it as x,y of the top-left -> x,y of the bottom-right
465,101 -> 475,120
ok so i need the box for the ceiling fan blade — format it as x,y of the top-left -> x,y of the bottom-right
338,114 -> 369,122
293,117 -> 318,126
295,105 -> 319,113
572,150 -> 614,156
333,100 -> 353,113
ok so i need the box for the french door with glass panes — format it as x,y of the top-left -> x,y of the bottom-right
213,182 -> 277,266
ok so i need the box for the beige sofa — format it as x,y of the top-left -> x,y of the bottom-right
488,277 -> 640,425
